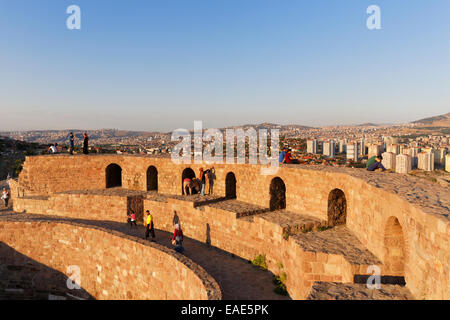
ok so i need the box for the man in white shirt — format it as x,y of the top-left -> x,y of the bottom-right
49,144 -> 57,154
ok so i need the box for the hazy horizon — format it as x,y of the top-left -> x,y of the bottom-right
1,1 -> 449,132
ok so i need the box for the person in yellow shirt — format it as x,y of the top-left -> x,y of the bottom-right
145,210 -> 156,242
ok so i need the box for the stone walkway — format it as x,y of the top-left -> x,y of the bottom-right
307,281 -> 413,300
0,207 -> 290,300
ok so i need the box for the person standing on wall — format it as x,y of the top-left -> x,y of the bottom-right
83,132 -> 89,155
69,132 -> 75,155
1,188 -> 10,208
145,210 -> 156,242
207,167 -> 215,195
199,168 -> 206,196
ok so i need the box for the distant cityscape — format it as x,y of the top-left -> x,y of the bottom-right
1,113 -> 449,182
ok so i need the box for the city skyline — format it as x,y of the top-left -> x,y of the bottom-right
1,0 -> 449,131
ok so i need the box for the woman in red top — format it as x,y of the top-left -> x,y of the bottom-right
283,150 -> 292,164
172,224 -> 184,253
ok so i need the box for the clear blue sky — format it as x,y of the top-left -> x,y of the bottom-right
0,0 -> 449,131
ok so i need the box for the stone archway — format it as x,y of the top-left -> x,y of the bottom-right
146,166 -> 158,191
327,188 -> 346,226
384,216 -> 406,278
270,177 -> 286,211
181,168 -> 196,195
225,172 -> 237,199
106,163 -> 122,188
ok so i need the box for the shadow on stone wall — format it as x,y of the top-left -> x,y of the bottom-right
0,242 -> 94,300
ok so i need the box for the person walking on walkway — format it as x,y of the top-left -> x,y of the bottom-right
128,210 -> 137,228
172,223 -> 184,253
145,210 -> 156,242
1,188 -> 10,208
83,132 -> 89,155
69,132 -> 75,155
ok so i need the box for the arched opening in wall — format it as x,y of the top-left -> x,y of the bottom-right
327,189 -> 346,226
106,163 -> 122,188
181,168 -> 196,195
146,166 -> 158,191
384,216 -> 406,279
225,172 -> 237,199
269,177 -> 286,211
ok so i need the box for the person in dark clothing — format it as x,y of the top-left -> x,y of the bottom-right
83,132 -> 89,154
367,156 -> 386,171
69,132 -> 75,155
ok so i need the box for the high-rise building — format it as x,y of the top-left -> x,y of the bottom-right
359,138 -> 366,157
387,144 -> 400,155
403,147 -> 419,168
346,142 -> 359,161
307,139 -> 318,154
418,152 -> 434,171
381,152 -> 396,170
323,141 -> 335,158
339,139 -> 347,153
396,154 -> 412,174
445,154 -> 450,173
434,148 -> 447,166
368,144 -> 382,159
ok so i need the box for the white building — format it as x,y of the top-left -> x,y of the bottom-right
387,144 -> 400,155
381,152 -> 396,170
418,152 -> 434,171
323,141 -> 335,158
434,148 -> 447,166
403,147 -> 419,168
307,139 -> 318,154
396,154 -> 412,174
359,138 -> 366,157
368,144 -> 383,159
339,139 -> 347,154
445,154 -> 450,172
346,142 -> 359,161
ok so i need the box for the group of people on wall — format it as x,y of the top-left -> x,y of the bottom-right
183,167 -> 216,196
279,147 -> 299,164
126,209 -> 184,254
47,132 -> 89,155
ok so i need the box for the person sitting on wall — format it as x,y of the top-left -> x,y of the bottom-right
366,155 -> 378,169
282,149 -> 293,164
366,156 -> 386,172
279,147 -> 288,164
48,144 -> 57,154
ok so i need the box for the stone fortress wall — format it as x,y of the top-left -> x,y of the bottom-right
0,219 -> 220,300
9,154 -> 450,299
